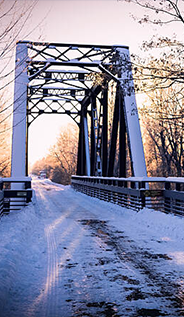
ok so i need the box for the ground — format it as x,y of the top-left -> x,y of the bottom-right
0,178 -> 184,316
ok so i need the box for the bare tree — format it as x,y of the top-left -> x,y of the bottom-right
0,1 -> 38,86
123,0 -> 184,25
119,0 -> 184,91
0,0 -> 40,176
0,0 -> 40,131
140,79 -> 184,176
117,0 -> 184,176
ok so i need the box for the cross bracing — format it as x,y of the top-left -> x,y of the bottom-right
11,41 -> 147,179
26,42 -> 122,127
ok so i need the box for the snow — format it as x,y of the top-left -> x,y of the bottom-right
29,85 -> 82,90
72,175 -> 167,182
43,69 -> 90,74
167,177 -> 184,183
2,177 -> 32,183
0,177 -> 184,316
42,86 -> 82,90
31,59 -> 101,66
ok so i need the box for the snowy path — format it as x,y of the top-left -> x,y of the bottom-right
0,179 -> 184,316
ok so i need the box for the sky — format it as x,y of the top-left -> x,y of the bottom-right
8,0 -> 184,166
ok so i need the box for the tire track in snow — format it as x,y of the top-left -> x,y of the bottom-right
27,181 -> 61,316
28,180 -> 85,317
45,224 -> 59,317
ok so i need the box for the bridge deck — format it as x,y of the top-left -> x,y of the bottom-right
0,178 -> 184,316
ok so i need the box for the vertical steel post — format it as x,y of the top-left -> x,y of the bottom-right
119,95 -> 126,177
77,116 -> 84,175
107,85 -> 120,176
26,102 -> 29,177
117,47 -> 147,177
102,85 -> 108,176
11,43 -> 28,184
90,95 -> 96,176
84,114 -> 90,176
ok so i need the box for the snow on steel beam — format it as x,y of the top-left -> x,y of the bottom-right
29,85 -> 84,90
18,40 -> 128,50
116,47 -> 147,177
29,60 -> 103,67
43,69 -> 90,74
11,43 -> 28,183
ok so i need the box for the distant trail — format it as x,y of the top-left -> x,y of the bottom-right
1,179 -> 184,317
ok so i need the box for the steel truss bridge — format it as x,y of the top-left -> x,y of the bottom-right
11,41 -> 146,179
6,41 -> 183,217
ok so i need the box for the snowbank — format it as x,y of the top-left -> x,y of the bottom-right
0,203 -> 46,310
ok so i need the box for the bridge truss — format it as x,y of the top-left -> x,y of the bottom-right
11,41 -> 147,179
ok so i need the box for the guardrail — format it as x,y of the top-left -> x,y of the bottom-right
0,177 -> 32,216
71,176 -> 184,215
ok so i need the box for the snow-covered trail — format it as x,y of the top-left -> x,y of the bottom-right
1,178 -> 184,316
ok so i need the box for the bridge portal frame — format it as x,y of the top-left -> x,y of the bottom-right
11,41 -> 147,181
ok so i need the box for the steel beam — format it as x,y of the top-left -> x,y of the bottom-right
11,43 -> 28,185
77,114 -> 85,175
102,85 -> 108,176
108,85 -> 120,177
117,47 -> 147,177
84,114 -> 90,176
90,95 -> 96,176
119,95 -> 126,177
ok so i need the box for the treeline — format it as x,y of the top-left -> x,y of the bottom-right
136,57 -> 184,177
140,87 -> 184,177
